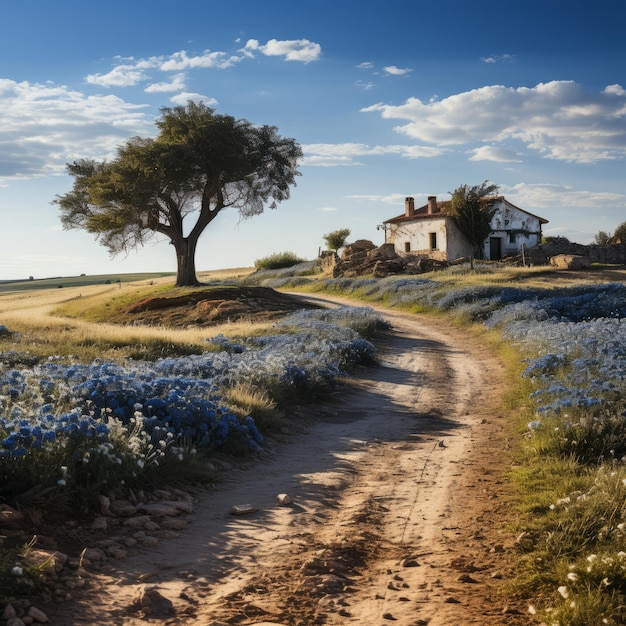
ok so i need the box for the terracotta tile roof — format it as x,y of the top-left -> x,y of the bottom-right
384,196 -> 548,225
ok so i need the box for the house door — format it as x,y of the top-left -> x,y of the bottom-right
489,237 -> 502,260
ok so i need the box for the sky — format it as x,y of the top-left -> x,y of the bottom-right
0,0 -> 625,280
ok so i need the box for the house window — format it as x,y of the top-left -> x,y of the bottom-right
404,241 -> 411,253
509,231 -> 516,244
429,232 -> 437,250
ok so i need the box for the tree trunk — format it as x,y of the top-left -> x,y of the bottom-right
174,237 -> 200,287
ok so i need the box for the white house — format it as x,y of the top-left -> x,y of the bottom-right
382,196 -> 548,261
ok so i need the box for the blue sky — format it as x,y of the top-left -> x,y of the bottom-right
1,0 -> 625,279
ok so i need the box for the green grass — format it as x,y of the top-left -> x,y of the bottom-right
5,263 -> 626,622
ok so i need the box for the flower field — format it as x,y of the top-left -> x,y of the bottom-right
0,307 -> 383,512
4,264 -> 626,623
250,264 -> 626,624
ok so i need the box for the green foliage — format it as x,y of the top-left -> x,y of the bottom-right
448,181 -> 499,258
0,537 -> 49,607
543,235 -> 571,245
54,102 -> 302,287
613,221 -> 626,242
323,228 -> 350,251
254,251 -> 307,271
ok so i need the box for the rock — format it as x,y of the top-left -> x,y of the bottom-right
162,500 -> 194,514
157,530 -> 180,539
98,495 -> 111,516
6,617 -> 26,626
2,604 -> 17,619
122,515 -> 152,528
0,504 -> 25,527
549,253 -> 591,270
332,240 -> 449,278
229,504 -> 259,516
400,558 -> 420,567
91,516 -> 108,531
26,606 -> 49,623
132,586 -> 175,616
105,545 -> 128,559
313,573 -> 348,594
160,518 -> 188,530
109,500 -> 138,517
276,493 -> 291,505
458,574 -> 478,583
82,548 -> 105,562
139,536 -> 159,547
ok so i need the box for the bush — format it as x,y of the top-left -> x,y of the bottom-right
254,251 -> 307,271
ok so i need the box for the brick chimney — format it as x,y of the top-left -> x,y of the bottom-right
427,196 -> 438,215
405,197 -> 415,217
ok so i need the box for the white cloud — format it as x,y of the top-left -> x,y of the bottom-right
363,81 -> 626,163
317,206 -> 339,212
480,54 -> 515,64
302,142 -> 444,166
0,79 -> 152,178
383,65 -> 412,76
502,182 -> 626,209
605,84 -> 626,96
86,64 -> 150,87
145,73 -> 187,93
169,92 -> 217,106
348,193 -> 409,206
160,50 -> 239,71
469,145 -> 522,162
245,38 -> 321,63
357,61 -> 374,69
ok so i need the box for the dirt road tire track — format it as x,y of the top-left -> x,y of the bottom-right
46,298 -> 526,625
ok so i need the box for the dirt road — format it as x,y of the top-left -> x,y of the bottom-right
47,300 -> 525,625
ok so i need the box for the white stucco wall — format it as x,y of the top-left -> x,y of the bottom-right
387,217 -> 473,261
386,199 -> 544,261
482,200 -> 544,260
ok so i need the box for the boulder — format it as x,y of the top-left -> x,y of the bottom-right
332,241 -> 449,277
549,254 -> 591,270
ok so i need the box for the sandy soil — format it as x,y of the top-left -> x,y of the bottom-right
46,296 -> 527,625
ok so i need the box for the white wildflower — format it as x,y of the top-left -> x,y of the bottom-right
558,585 -> 569,599
11,566 -> 23,576
567,572 -> 578,581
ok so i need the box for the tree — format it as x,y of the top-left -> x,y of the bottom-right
323,228 -> 350,252
448,181 -> 499,258
594,230 -> 612,245
54,102 -> 302,286
614,221 -> 626,242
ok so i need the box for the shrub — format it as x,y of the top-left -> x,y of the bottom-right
254,251 -> 307,271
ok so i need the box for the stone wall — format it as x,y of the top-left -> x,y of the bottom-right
526,242 -> 626,266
